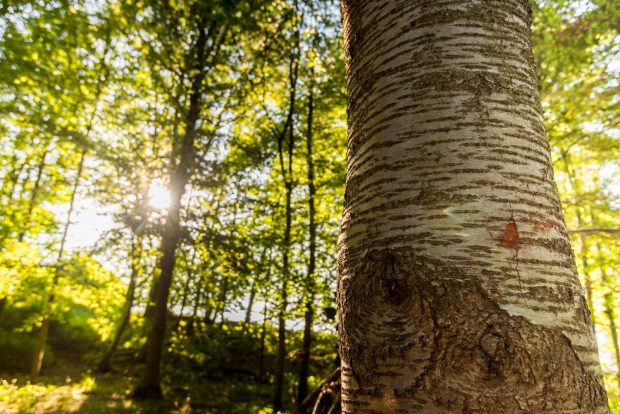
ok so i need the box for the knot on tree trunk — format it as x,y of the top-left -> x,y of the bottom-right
338,247 -> 607,412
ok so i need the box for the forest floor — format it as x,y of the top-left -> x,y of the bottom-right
0,365 -> 277,413
0,314 -> 340,413
0,354 -> 280,414
0,321 -> 338,414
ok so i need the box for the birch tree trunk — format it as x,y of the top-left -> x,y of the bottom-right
337,1 -> 608,412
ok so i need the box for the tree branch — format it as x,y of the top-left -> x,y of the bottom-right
568,228 -> 620,235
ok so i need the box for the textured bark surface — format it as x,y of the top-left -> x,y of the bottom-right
337,0 -> 608,412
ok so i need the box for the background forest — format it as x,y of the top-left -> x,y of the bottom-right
0,0 -> 618,413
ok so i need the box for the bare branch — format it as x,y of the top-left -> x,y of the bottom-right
568,228 -> 620,235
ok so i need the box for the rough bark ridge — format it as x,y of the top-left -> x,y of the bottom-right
338,0 -> 608,412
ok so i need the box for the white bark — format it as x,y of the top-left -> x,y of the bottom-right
337,0 -> 608,412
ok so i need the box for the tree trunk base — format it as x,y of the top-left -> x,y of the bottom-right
96,354 -> 112,373
132,384 -> 162,400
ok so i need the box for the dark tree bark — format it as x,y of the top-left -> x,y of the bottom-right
244,247 -> 267,327
97,236 -> 141,373
143,274 -> 159,320
217,275 -> 229,329
194,191 -> 224,333
297,81 -> 316,410
0,297 -> 6,320
187,277 -> 202,337
173,249 -> 196,333
273,51 -> 299,411
259,300 -> 268,383
133,23 -> 210,399
245,279 -> 257,325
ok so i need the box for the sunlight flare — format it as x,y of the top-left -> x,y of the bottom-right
148,180 -> 171,210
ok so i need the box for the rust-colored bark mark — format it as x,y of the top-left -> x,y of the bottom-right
500,221 -> 520,250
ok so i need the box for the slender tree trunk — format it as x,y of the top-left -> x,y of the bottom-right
590,207 -> 620,387
173,249 -> 196,333
245,247 -> 270,329
203,271 -> 219,327
1,137 -> 36,208
192,191 -> 223,334
597,245 -> 620,388
18,141 -> 51,241
0,149 -> 24,245
143,272 -> 159,320
1,143 -> 44,318
173,278 -> 191,333
259,300 -> 268,383
8,160 -> 28,200
274,184 -> 291,410
30,147 -> 86,382
219,192 -> 243,330
186,271 -> 203,337
0,152 -> 22,200
338,1 -> 607,412
135,212 -> 181,397
297,82 -> 316,410
11,154 -> 35,199
217,275 -> 229,329
245,279 -> 257,325
203,305 -> 215,326
0,296 -> 6,320
28,36 -> 111,381
274,51 -> 299,410
191,262 -> 214,337
580,233 -> 595,322
134,23 -> 213,398
97,236 -> 141,372
560,153 -> 596,321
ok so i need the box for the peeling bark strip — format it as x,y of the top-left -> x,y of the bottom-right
337,1 -> 608,413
